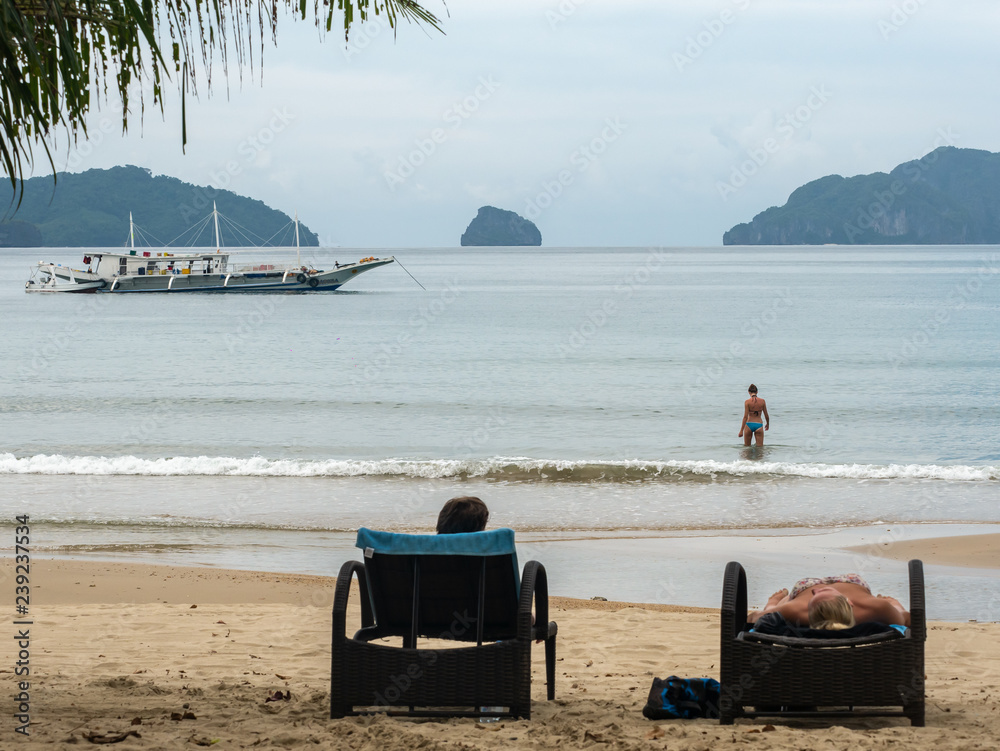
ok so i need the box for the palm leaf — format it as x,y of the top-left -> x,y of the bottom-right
0,0 -> 444,207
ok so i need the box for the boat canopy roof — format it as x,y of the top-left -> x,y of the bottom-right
92,251 -> 230,260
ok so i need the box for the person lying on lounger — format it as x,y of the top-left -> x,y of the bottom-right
748,573 -> 910,629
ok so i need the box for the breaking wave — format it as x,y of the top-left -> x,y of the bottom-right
0,453 -> 996,482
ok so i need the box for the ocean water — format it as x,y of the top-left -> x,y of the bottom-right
2,245 -> 998,619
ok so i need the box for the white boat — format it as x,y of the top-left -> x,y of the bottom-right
25,204 -> 394,293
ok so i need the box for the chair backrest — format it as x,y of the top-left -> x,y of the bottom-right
355,528 -> 521,645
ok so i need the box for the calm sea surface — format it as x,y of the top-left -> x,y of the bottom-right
1,245 -> 998,618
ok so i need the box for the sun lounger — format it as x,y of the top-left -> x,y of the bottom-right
719,560 -> 926,725
330,527 -> 557,719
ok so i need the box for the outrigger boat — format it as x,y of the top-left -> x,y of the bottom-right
25,204 -> 394,293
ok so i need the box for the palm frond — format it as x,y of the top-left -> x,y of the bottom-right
0,0 -> 444,205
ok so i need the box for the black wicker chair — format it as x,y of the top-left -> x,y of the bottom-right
330,528 -> 557,719
719,560 -> 926,726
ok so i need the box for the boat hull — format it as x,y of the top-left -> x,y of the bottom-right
25,265 -> 107,293
26,258 -> 394,293
25,282 -> 104,293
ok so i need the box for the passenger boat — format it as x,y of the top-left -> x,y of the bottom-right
25,204 -> 394,293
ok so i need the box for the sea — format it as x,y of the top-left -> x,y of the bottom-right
2,245 -> 999,621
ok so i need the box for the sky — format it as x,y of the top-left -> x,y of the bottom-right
33,0 -> 1000,247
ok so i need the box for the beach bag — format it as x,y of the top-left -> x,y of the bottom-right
642,676 -> 721,720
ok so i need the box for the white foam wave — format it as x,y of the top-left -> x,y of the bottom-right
642,458 -> 1000,482
0,453 -> 996,482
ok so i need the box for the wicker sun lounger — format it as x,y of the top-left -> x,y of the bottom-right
719,560 -> 926,726
330,527 -> 557,719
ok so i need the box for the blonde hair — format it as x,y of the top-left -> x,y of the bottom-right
808,594 -> 856,630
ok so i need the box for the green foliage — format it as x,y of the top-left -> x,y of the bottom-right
460,206 -> 542,247
0,164 -> 321,247
724,147 -> 1000,245
0,0 -> 442,198
0,218 -> 41,246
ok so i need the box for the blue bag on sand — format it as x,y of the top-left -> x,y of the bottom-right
642,676 -> 721,720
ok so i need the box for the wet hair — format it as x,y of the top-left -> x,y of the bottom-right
748,384 -> 758,394
436,496 -> 489,534
808,594 -> 856,630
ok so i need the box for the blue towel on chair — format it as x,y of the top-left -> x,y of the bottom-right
355,528 -> 521,592
355,527 -> 516,556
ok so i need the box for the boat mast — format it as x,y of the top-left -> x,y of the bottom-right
213,202 -> 221,252
129,212 -> 135,249
294,211 -> 301,267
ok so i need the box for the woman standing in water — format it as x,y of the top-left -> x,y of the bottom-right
739,383 -> 770,446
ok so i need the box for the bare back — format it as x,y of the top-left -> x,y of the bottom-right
769,582 -> 909,627
745,395 -> 765,423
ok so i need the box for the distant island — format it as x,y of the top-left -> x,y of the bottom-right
723,146 -> 1000,245
461,206 -> 541,246
0,165 -> 318,247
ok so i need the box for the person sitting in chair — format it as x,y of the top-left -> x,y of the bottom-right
435,496 -> 542,636
436,496 -> 489,534
748,573 -> 910,628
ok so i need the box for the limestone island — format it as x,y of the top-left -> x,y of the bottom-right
460,206 -> 541,246
0,165 -> 318,248
723,146 -> 1000,245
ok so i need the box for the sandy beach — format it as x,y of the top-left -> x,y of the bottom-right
5,537 -> 999,749
849,532 -> 1000,569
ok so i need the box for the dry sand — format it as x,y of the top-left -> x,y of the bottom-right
4,544 -> 999,749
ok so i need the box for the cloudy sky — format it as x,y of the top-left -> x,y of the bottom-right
36,0 -> 1000,247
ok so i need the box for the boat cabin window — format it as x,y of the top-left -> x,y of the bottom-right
119,258 -> 127,275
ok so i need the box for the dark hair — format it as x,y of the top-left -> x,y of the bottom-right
748,384 -> 758,393
436,496 -> 489,534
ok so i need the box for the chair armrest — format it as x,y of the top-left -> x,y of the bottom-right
520,560 -> 555,641
332,560 -> 372,641
908,559 -> 926,641
721,561 -> 748,640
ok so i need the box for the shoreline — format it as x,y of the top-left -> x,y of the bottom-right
13,524 -> 1000,618
19,525 -> 1000,610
